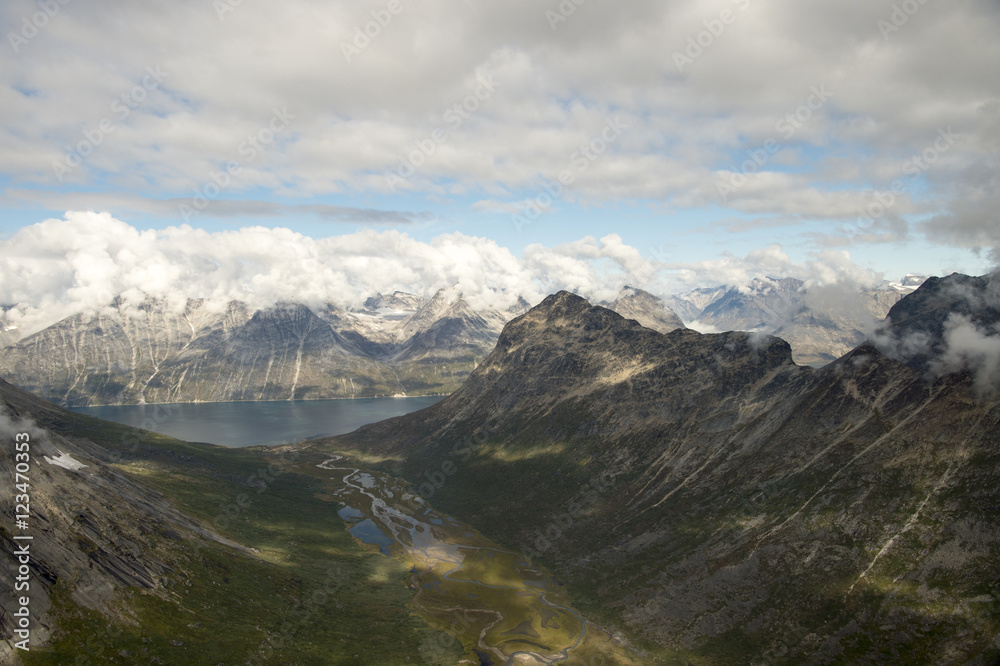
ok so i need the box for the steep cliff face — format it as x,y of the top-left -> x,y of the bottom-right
394,287 -> 507,364
315,274 -> 1000,664
0,298 -> 253,405
0,289 -> 513,406
149,302 -> 405,402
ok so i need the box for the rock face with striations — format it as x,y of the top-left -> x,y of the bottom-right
0,288 -> 519,406
0,377 -> 248,661
316,272 -> 1000,664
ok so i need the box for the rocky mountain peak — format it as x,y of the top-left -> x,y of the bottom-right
889,274 -> 930,292
510,290 -> 597,329
362,291 -> 424,312
870,270 -> 1000,390
539,289 -> 592,311
607,285 -> 686,333
478,290 -> 793,411
399,285 -> 468,339
882,271 -> 999,329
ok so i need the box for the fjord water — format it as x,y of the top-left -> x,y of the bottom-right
70,396 -> 444,447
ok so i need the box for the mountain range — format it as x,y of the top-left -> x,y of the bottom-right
0,287 -> 526,407
313,270 -> 999,663
0,278 -> 922,406
0,270 -> 997,663
0,286 -> 680,407
668,276 -> 923,365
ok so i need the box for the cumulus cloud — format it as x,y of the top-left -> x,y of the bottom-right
869,325 -> 935,364
0,0 -> 998,258
0,213 -> 904,338
1,213 -> 653,334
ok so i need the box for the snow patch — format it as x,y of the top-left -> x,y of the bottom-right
44,451 -> 88,471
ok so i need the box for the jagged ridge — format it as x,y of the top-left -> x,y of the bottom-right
314,275 -> 1000,664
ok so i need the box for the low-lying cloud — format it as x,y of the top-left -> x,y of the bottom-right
933,314 -> 1000,395
871,270 -> 1000,394
1,212 -> 904,339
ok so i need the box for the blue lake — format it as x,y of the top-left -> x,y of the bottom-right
70,396 -> 445,448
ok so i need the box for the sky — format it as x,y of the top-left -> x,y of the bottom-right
1,0 -> 999,335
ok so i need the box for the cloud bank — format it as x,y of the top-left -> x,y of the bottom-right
1,0 -> 998,257
0,212 -> 905,338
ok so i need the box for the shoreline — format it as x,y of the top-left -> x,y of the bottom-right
66,393 -> 452,410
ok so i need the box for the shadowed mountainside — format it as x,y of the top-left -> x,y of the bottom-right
312,272 -> 1000,664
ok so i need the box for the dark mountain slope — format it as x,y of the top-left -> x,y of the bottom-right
871,270 -> 1000,376
311,276 -> 1000,664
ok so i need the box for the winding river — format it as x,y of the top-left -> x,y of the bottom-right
316,457 -> 628,665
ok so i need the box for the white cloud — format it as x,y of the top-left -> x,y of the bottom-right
0,0 -> 998,258
0,213 -> 908,339
933,314 -> 1000,395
